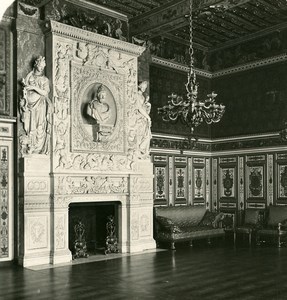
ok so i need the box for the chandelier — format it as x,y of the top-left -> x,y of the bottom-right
158,0 -> 225,135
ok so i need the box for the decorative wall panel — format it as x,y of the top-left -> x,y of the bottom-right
168,156 -> 174,205
55,213 -> 66,250
188,157 -> 193,205
246,166 -> 265,200
205,158 -> 210,209
238,157 -> 244,209
26,215 -> 48,250
220,168 -> 235,198
194,168 -> 204,200
212,158 -> 218,211
278,164 -> 287,199
154,166 -> 167,205
175,167 -> 187,205
0,118 -> 14,262
267,154 -> 274,205
0,146 -> 9,258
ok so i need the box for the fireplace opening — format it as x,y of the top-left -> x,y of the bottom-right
69,202 -> 119,256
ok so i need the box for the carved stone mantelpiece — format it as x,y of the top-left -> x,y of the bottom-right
18,20 -> 155,267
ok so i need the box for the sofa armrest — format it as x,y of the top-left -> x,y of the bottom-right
155,216 -> 182,234
213,212 -> 225,228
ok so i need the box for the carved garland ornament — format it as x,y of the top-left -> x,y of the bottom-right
55,176 -> 128,195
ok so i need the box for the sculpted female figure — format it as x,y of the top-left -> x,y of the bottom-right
20,56 -> 52,154
137,81 -> 152,158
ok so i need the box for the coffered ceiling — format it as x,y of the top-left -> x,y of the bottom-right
92,0 -> 287,51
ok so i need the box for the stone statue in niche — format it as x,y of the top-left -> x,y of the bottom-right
137,81 -> 152,158
86,84 -> 113,141
19,56 -> 53,154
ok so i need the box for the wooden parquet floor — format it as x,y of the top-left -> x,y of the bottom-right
1,243 -> 287,300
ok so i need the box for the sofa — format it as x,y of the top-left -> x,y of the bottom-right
154,205 -> 233,250
256,205 -> 287,247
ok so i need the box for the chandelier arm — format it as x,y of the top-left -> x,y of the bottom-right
170,97 -> 183,106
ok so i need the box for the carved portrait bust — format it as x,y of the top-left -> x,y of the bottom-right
81,83 -> 116,142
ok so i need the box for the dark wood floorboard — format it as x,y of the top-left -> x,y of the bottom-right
1,243 -> 287,300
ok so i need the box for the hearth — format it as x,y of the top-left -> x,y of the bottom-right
69,202 -> 119,256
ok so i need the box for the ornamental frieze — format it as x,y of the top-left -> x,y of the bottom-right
55,176 -> 128,195
151,137 -> 211,152
54,152 -> 136,172
44,0 -> 128,41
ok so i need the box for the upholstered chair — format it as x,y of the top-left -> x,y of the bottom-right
234,209 -> 261,246
256,206 -> 287,247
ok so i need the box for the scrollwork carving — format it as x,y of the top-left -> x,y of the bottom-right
55,176 -> 128,195
55,215 -> 65,249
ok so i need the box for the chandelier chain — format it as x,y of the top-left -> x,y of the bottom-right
189,0 -> 194,63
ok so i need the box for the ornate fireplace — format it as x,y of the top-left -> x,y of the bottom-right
17,14 -> 155,267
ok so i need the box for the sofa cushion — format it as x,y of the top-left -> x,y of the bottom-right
156,216 -> 182,233
199,211 -> 225,228
155,206 -> 206,227
244,209 -> 260,225
268,206 -> 287,227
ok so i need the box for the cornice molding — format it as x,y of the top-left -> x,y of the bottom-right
47,20 -> 145,57
212,54 -> 287,78
152,131 -> 279,144
211,146 -> 287,157
151,56 -> 213,78
151,54 -> 287,78
151,56 -> 189,72
151,131 -> 286,154
151,145 -> 287,157
211,132 -> 279,143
